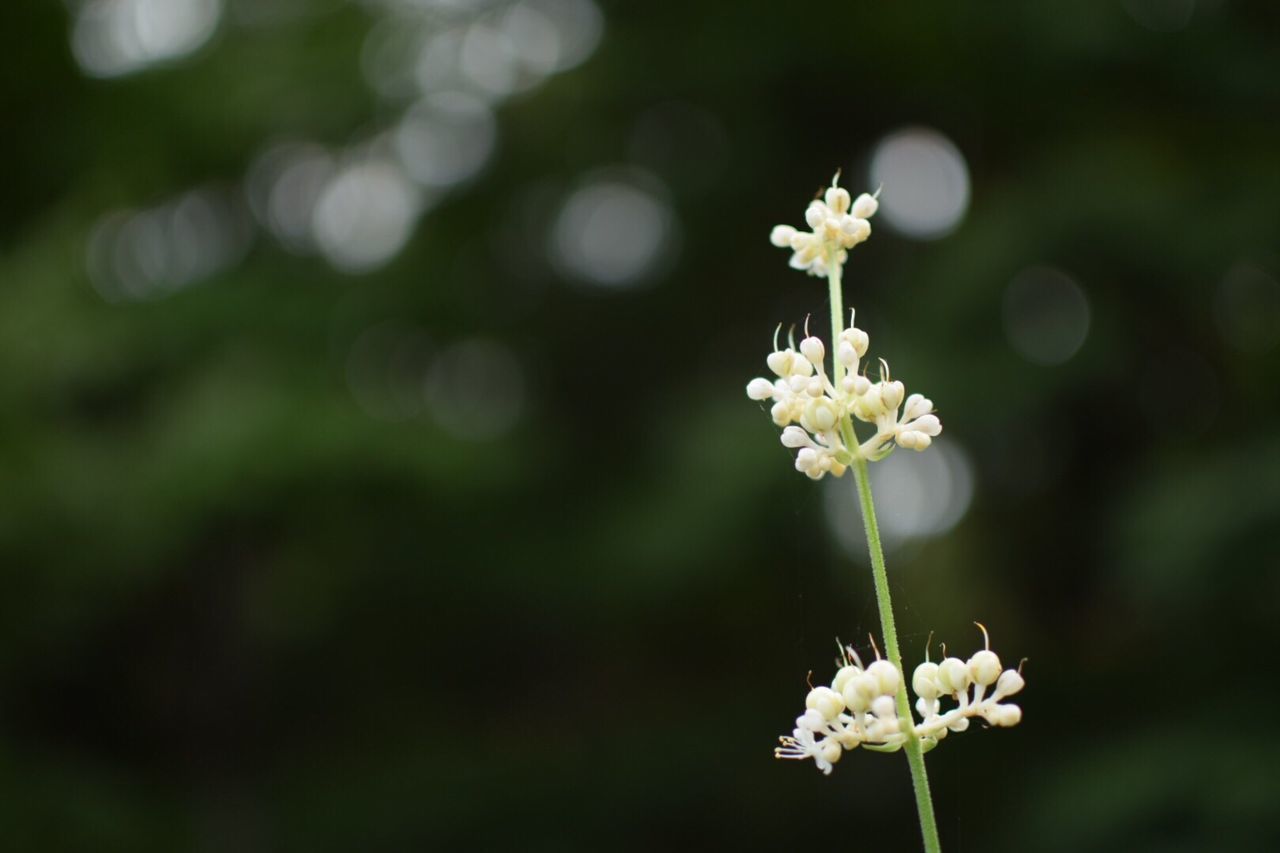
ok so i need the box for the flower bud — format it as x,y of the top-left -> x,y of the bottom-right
746,378 -> 774,400
912,661 -> 940,701
820,739 -> 843,765
837,341 -> 858,367
992,704 -> 1022,727
968,650 -> 1001,686
842,674 -> 878,712
799,336 -> 825,367
841,326 -> 870,357
937,657 -> 970,694
852,193 -> 879,219
832,665 -> 861,693
909,414 -> 942,436
898,431 -> 932,451
806,377 -> 824,397
805,201 -> 827,230
881,380 -> 905,412
770,401 -> 791,426
780,426 -> 811,448
902,393 -> 933,422
947,716 -> 970,733
802,397 -> 840,433
770,224 -> 797,247
846,218 -> 871,243
852,375 -> 871,396
866,660 -> 900,696
765,350 -> 793,377
796,708 -> 826,731
995,669 -> 1025,699
805,686 -> 845,720
825,185 -> 851,215
870,695 -> 896,720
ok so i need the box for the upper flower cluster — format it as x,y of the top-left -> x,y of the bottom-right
746,318 -> 941,478
775,627 -> 1025,775
769,175 -> 878,278
749,174 -> 939,477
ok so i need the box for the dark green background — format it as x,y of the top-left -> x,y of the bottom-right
3,1 -> 1279,850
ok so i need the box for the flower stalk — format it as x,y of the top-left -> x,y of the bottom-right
755,174 -> 1025,853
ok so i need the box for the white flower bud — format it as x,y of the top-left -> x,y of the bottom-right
906,414 -> 942,437
832,665 -> 861,693
992,704 -> 1022,727
788,375 -> 808,393
799,336 -> 825,367
994,669 -> 1025,699
802,397 -> 840,433
820,739 -> 843,765
852,375 -> 870,396
866,660 -> 900,696
902,393 -> 933,422
796,708 -> 826,732
881,380 -> 905,412
766,350 -> 793,377
897,431 -> 932,451
842,673 -> 878,712
837,341 -> 858,367
841,326 -> 870,357
968,650 -> 1001,686
770,401 -> 790,426
852,193 -> 879,219
937,657 -> 970,694
805,686 -> 845,720
912,661 -> 940,701
804,201 -> 827,230
846,218 -> 871,243
770,224 -> 797,247
780,426 -> 812,448
948,716 -> 970,733
806,377 -> 824,397
870,695 -> 896,720
825,185 -> 851,215
746,378 -> 774,400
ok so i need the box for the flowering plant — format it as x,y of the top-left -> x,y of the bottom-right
749,175 -> 1024,853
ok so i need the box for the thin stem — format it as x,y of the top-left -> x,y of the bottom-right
828,249 -> 940,853
852,456 -> 942,853
827,258 -> 844,385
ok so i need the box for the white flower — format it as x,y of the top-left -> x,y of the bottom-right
746,318 -> 941,476
769,174 -> 878,278
776,629 -> 1025,775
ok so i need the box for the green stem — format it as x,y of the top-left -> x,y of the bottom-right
852,456 -> 942,853
827,247 -> 940,853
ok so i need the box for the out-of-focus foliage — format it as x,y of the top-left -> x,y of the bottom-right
2,0 -> 1279,850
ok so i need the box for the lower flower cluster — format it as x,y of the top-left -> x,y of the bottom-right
775,628 -> 1024,774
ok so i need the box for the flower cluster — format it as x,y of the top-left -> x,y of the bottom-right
749,173 -> 940,477
775,628 -> 1025,775
769,176 -> 878,278
746,320 -> 941,478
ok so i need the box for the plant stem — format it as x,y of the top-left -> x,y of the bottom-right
852,456 -> 942,853
827,247 -> 940,852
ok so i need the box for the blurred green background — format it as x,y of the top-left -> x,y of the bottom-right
3,0 -> 1280,850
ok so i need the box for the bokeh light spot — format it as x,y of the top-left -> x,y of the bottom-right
550,175 -> 675,289
393,93 -> 497,189
1003,266 -> 1090,366
312,159 -> 422,273
868,127 -> 970,240
72,0 -> 223,78
425,338 -> 526,440
825,442 -> 975,556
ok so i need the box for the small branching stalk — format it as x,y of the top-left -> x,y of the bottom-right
747,174 -> 1026,853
